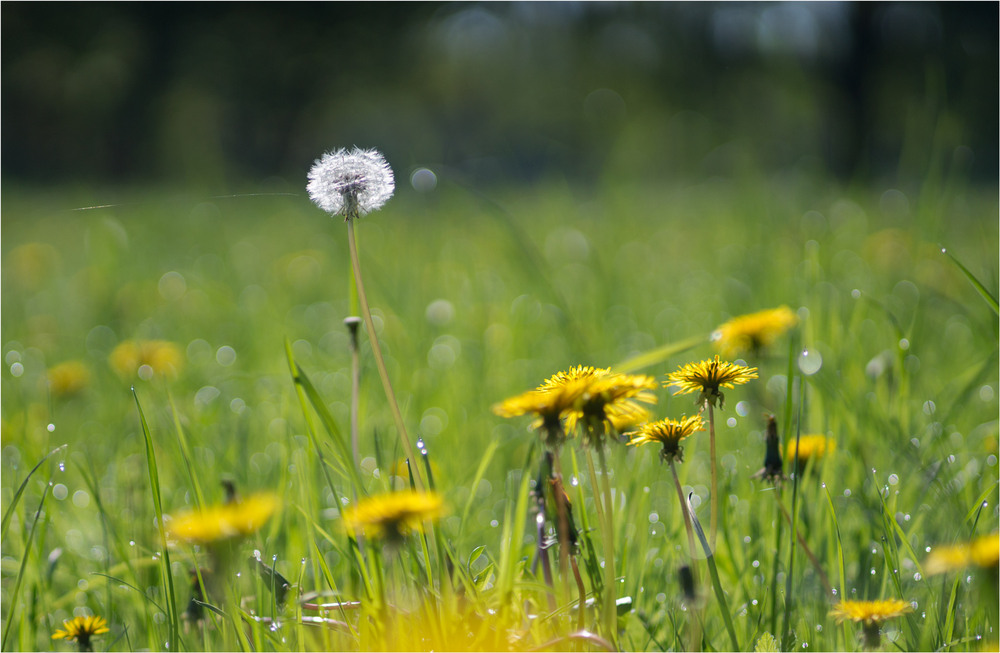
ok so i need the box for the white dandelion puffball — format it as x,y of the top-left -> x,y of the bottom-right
307,147 -> 395,217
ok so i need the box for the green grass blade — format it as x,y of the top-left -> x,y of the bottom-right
132,387 -> 181,651
497,450 -> 535,605
458,439 -> 499,544
614,333 -> 708,373
687,491 -> 740,651
942,247 -> 999,315
168,391 -> 206,509
1,444 -> 66,541
1,482 -> 50,651
285,338 -> 363,492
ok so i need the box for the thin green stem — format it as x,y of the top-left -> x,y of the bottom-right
686,491 -> 740,651
596,445 -> 618,649
707,403 -> 718,551
346,217 -> 425,493
669,459 -> 697,561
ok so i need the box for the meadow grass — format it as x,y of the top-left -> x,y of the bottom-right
1,172 -> 997,652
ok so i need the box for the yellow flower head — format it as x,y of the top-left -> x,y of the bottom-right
712,306 -> 798,358
109,339 -> 183,379
830,598 -> 913,648
495,365 -> 657,447
666,355 -> 758,409
626,415 -> 705,463
785,434 -> 836,468
47,361 -> 91,397
52,615 -> 109,647
925,533 -> 1000,575
341,490 -> 445,542
830,598 -> 913,625
168,492 -> 279,544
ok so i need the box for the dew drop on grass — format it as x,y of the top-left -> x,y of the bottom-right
843,489 -> 851,497
744,536 -> 751,544
752,560 -> 760,568
751,599 -> 758,606
129,540 -> 135,547
272,554 -> 278,562
726,417 -> 737,428
947,455 -> 956,463
831,588 -> 838,595
571,477 -> 580,487
798,349 -> 823,375
10,362 -> 23,377
871,568 -> 877,575
47,423 -> 55,433
58,462 -> 65,472
914,573 -> 922,581
888,474 -> 899,485
926,546 -> 932,553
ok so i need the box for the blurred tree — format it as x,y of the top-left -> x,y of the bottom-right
2,2 -> 996,189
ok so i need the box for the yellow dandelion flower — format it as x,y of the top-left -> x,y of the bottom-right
785,434 -> 836,467
493,384 -> 584,447
52,615 -> 109,650
712,306 -> 798,358
666,355 -> 758,409
925,533 -> 1000,575
168,492 -> 279,544
109,339 -> 183,379
626,415 -> 705,462
47,361 -> 91,397
341,490 -> 445,541
495,365 -> 657,446
830,599 -> 913,649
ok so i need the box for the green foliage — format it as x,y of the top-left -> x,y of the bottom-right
1,173 -> 997,651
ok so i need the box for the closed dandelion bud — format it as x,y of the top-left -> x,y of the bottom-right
753,414 -> 785,483
678,563 -> 697,602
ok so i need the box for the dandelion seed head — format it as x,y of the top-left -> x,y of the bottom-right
308,147 -> 395,218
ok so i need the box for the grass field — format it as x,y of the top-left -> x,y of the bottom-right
2,168 -> 997,652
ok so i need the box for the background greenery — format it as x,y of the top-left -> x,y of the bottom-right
2,2 -> 997,651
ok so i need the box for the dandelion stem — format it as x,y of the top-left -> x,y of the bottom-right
345,317 -> 362,474
707,403 -> 718,551
346,217 -> 425,492
669,459 -> 697,561
549,451 -> 572,599
596,444 -> 618,649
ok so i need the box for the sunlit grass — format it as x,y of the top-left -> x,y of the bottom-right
2,174 -> 997,651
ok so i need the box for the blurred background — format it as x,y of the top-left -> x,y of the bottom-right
3,2 -> 998,192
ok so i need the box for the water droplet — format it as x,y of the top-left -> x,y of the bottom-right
129,540 -> 135,547
743,536 -> 751,544
832,588 -> 838,595
751,599 -> 758,606
272,554 -> 278,562
926,546 -> 932,553
752,560 -> 760,568
58,462 -> 65,472
570,476 -> 579,486
726,417 -> 737,428
941,247 -> 947,254
947,455 -> 956,464
913,573 -> 922,581
798,349 -> 823,375
871,568 -> 877,575
47,423 -> 55,433
300,557 -> 307,565
851,289 -> 862,299
821,482 -> 826,488
648,512 -> 659,524
843,489 -> 851,497
888,474 -> 899,485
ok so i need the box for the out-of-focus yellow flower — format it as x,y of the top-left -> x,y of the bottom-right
341,490 -> 444,541
626,415 -> 704,463
785,434 -> 836,468
47,361 -> 91,397
168,492 -> 279,544
712,306 -> 798,358
830,599 -> 913,649
52,614 -> 109,650
666,355 -> 758,409
925,533 -> 1000,575
109,339 -> 183,379
8,242 -> 60,291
